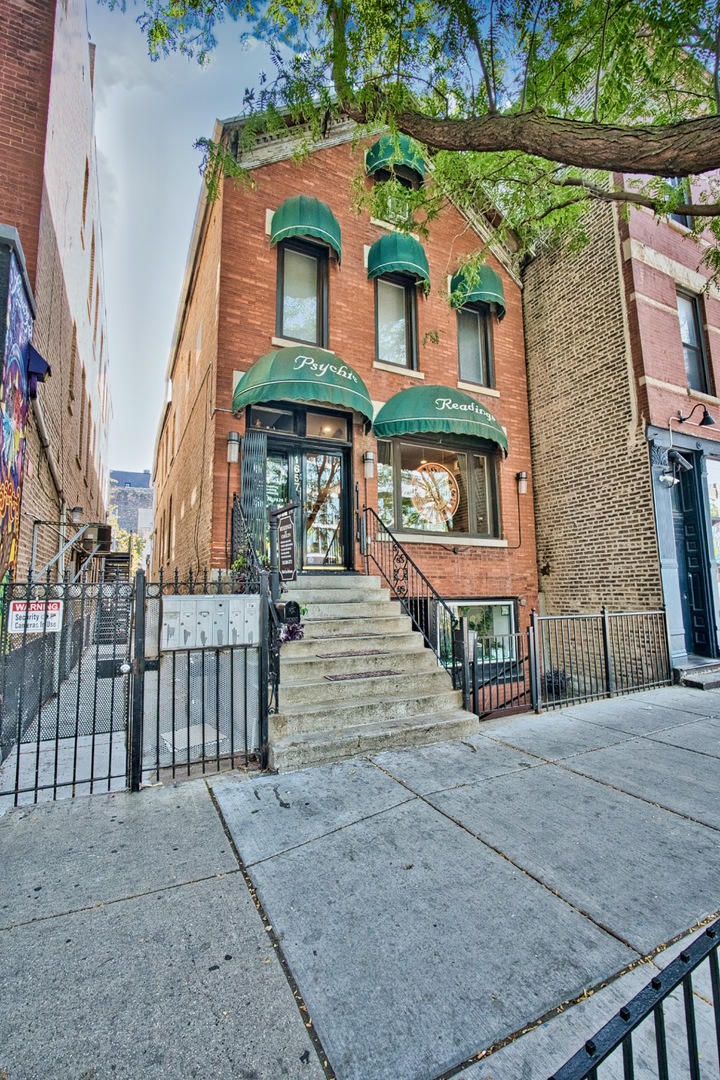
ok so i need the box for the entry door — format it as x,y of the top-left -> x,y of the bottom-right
673,463 -> 714,656
304,451 -> 345,568
266,447 -> 349,570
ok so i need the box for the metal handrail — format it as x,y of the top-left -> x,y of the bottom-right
361,507 -> 461,684
549,918 -> 720,1079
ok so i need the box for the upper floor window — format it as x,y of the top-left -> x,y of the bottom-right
677,292 -> 710,394
375,276 -> 418,369
457,305 -> 493,387
276,240 -> 328,347
667,177 -> 692,230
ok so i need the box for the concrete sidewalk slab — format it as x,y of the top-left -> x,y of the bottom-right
228,794 -> 634,1080
428,764 -> 720,953
477,711 -> 634,761
370,734 -> 540,795
560,697 -> 695,735
0,782 -> 237,927
563,739 -> 720,830
210,759 -> 413,865
1,872 -> 325,1080
632,686 -> 720,718
647,715 -> 720,759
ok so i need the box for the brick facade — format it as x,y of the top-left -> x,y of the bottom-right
154,125 -> 538,624
523,202 -> 662,614
1,0 -> 110,578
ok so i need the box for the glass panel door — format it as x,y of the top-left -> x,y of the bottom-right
304,451 -> 344,567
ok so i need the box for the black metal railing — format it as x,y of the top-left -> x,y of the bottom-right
549,918 -> 720,1079
361,507 -> 461,687
471,631 -> 533,717
533,608 -> 671,711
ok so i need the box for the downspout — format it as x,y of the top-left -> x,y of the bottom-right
32,395 -> 68,576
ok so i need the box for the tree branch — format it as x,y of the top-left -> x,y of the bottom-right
593,0 -> 613,123
548,175 -> 720,217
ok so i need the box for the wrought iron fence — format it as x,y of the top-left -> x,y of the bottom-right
470,631 -> 534,717
361,507 -> 460,686
533,608 -> 671,710
0,575 -> 133,808
549,918 -> 720,1080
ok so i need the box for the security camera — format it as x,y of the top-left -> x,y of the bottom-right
658,471 -> 679,487
668,450 -> 693,472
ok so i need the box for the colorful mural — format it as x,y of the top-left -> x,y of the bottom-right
0,253 -> 33,583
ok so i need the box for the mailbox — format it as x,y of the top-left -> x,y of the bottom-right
160,595 -> 260,650
274,600 -> 301,625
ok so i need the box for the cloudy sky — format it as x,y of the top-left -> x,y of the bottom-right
86,3 -> 269,471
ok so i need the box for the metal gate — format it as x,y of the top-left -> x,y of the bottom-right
0,571 -> 266,810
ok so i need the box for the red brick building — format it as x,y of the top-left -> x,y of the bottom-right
524,182 -> 720,668
0,0 -> 111,581
153,120 -> 538,639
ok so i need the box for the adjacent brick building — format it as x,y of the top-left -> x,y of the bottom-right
0,0 -> 111,581
153,120 -> 539,639
524,186 -> 720,666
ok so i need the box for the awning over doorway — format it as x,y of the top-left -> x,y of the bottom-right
365,135 -> 427,180
367,233 -> 430,285
373,384 -> 508,455
270,196 -> 342,259
450,264 -> 506,320
232,345 -> 373,430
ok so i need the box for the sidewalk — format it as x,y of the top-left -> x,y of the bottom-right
1,685 -> 719,1080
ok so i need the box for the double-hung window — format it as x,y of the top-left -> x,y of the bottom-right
276,240 -> 328,346
457,305 -> 493,387
677,292 -> 710,394
375,275 -> 417,369
667,177 -> 692,230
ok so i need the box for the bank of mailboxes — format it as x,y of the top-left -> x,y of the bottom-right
160,595 -> 260,651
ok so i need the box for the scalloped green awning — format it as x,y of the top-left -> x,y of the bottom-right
450,264 -> 506,320
373,384 -> 508,455
367,233 -> 430,285
232,346 -> 373,430
270,196 -> 342,259
366,135 -> 427,179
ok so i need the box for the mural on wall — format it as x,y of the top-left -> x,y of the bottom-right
0,253 -> 33,583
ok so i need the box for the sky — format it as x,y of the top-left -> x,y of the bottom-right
86,3 -> 270,472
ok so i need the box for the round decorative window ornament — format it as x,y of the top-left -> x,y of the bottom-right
410,462 -> 460,525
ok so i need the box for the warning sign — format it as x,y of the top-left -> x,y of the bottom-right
8,599 -> 64,635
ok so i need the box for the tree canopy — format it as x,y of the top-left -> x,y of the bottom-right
103,0 -> 720,269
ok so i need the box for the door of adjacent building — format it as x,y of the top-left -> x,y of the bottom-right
672,457 -> 715,657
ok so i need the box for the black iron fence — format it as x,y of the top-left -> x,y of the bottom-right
468,631 -> 534,718
549,918 -> 720,1080
532,608 -> 671,710
361,507 -> 461,687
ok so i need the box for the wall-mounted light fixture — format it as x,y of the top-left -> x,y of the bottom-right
679,403 -> 716,428
68,505 -> 84,526
363,451 -> 376,479
516,471 -> 528,496
226,431 -> 240,464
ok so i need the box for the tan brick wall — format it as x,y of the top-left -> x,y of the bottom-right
155,133 -> 538,621
523,203 -> 662,614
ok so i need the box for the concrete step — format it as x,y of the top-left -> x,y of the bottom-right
280,667 -> 452,707
679,671 -> 720,690
270,688 -> 463,739
300,615 -> 413,640
285,586 -> 392,606
280,647 -> 438,681
300,600 -> 401,619
288,574 -> 383,591
280,632 -> 427,660
269,710 -> 479,771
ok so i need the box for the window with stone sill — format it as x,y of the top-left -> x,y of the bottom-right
457,304 -> 494,388
375,276 -> 418,369
276,239 -> 328,347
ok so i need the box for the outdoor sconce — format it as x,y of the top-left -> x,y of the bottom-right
226,431 -> 240,464
678,403 -> 716,428
516,471 -> 528,496
69,506 -> 84,525
363,451 -> 376,479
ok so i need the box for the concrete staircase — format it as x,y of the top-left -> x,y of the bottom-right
268,573 -> 478,771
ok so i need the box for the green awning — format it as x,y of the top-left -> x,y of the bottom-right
366,135 -> 427,179
373,384 -> 508,455
367,233 -> 430,285
232,346 -> 373,430
450,264 -> 506,320
270,196 -> 342,259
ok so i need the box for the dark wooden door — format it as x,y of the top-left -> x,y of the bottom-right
673,464 -> 713,656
